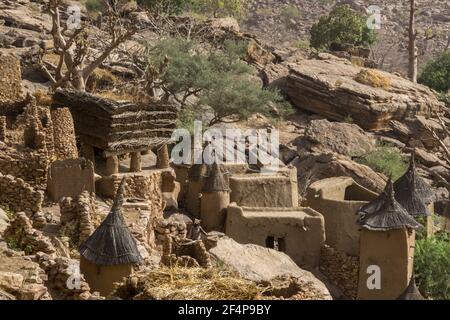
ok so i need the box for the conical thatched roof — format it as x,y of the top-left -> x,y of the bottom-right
358,178 -> 422,231
202,163 -> 230,192
79,179 -> 143,266
394,151 -> 434,217
397,276 -> 425,300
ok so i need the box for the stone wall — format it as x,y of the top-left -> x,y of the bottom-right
35,253 -> 103,300
59,192 -> 97,247
0,143 -> 49,188
0,173 -> 43,215
51,108 -> 78,160
0,53 -> 22,104
3,212 -> 56,255
319,246 -> 359,300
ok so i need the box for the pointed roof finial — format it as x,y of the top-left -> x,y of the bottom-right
111,177 -> 127,213
393,149 -> 434,216
358,178 -> 422,231
397,274 -> 425,300
79,178 -> 142,266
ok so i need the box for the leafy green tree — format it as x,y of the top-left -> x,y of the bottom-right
418,51 -> 450,93
414,232 -> 450,300
147,37 -> 291,128
190,0 -> 245,18
310,4 -> 376,50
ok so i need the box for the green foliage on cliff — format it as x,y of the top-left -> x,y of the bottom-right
310,4 -> 376,50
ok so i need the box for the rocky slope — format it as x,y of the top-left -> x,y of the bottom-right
242,0 -> 450,75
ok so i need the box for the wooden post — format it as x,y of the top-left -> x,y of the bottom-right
157,144 -> 170,169
130,152 -> 142,172
105,155 -> 119,175
81,143 -> 95,168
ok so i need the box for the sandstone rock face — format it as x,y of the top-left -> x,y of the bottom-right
296,119 -> 376,157
284,54 -> 443,130
209,237 -> 331,299
292,153 -> 386,196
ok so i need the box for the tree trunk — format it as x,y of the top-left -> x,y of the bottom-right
408,0 -> 418,83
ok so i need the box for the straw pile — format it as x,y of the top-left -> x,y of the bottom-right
112,266 -> 265,300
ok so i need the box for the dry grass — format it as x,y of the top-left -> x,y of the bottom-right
113,266 -> 266,300
33,90 -> 53,107
96,90 -> 139,102
86,68 -> 120,92
355,69 -> 391,90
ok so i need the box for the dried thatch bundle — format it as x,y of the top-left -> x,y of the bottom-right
394,151 -> 434,217
358,178 -> 421,231
79,178 -> 143,265
112,266 -> 264,300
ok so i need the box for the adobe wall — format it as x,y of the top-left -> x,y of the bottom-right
357,228 -> 415,300
225,204 -> 325,267
0,173 -> 43,215
305,177 -> 378,256
200,191 -> 230,232
47,158 -> 95,202
80,256 -> 133,297
229,166 -> 299,208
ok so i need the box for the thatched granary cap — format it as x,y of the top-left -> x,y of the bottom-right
202,163 -> 230,192
358,178 -> 422,231
394,151 -> 434,217
396,277 -> 425,300
79,178 -> 143,266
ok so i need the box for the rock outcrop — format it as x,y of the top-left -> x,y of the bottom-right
284,54 -> 443,130
209,237 -> 332,299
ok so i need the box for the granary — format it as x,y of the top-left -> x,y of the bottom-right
357,179 -> 421,300
305,177 -> 378,256
226,204 -> 325,267
394,151 -> 435,236
79,179 -> 143,296
200,163 -> 230,232
185,163 -> 206,217
52,88 -> 178,199
396,275 -> 425,300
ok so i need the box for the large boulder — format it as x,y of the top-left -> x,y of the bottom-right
292,153 -> 386,196
209,237 -> 332,299
295,119 -> 376,157
284,54 -> 443,130
0,208 -> 9,234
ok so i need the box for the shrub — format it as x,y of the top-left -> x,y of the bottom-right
355,69 -> 391,90
418,51 -> 450,93
190,0 -> 245,18
280,5 -> 301,22
355,145 -> 408,180
85,0 -> 103,13
137,0 -> 188,15
414,232 -> 450,300
310,4 -> 376,50
147,37 -> 291,128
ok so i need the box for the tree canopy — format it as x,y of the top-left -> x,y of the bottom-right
310,4 -> 376,50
